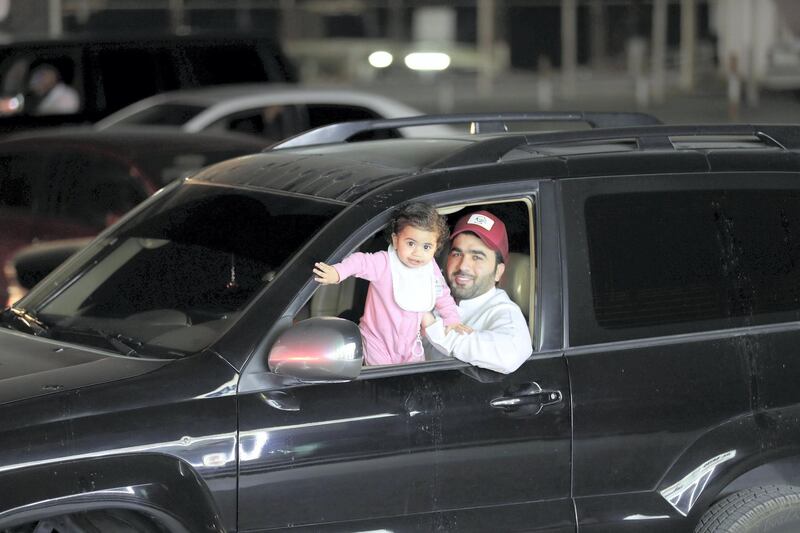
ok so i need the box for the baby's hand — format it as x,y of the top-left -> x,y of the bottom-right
313,262 -> 340,284
421,312 -> 436,328
446,322 -> 473,335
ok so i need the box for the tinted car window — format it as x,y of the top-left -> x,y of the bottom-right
179,44 -> 269,85
95,47 -> 181,112
215,104 -> 398,142
26,183 -> 343,357
306,104 -> 381,128
307,104 -> 399,142
565,178 -> 800,345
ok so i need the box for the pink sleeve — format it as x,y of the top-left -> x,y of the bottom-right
433,267 -> 460,326
332,251 -> 388,283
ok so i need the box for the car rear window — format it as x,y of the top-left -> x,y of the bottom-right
565,175 -> 800,345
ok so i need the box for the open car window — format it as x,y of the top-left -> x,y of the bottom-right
298,199 -> 535,367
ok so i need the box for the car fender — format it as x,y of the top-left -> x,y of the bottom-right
0,453 -> 225,532
654,412 -> 763,519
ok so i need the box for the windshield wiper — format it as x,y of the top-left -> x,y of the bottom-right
91,329 -> 143,358
1,307 -> 50,336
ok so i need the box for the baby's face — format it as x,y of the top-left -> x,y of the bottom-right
392,225 -> 438,268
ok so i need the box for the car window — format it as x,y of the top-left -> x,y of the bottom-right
305,104 -> 381,128
0,53 -> 81,116
178,44 -> 269,85
564,175 -> 800,346
306,104 -> 400,142
94,47 -> 180,112
300,199 -> 534,365
220,104 -> 308,141
213,104 -> 400,142
26,183 -> 343,357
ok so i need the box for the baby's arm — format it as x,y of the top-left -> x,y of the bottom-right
313,252 -> 387,285
313,262 -> 341,284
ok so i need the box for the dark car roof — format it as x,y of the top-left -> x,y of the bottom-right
191,138 -> 478,201
189,123 -> 800,203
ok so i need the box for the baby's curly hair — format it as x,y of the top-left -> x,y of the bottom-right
387,201 -> 449,251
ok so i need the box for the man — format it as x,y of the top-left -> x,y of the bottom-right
423,210 -> 533,374
27,64 -> 79,115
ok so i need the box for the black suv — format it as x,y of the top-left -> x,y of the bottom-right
1,113 -> 799,533
0,32 -> 296,134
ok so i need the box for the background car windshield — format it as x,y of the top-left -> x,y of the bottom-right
27,183 -> 342,357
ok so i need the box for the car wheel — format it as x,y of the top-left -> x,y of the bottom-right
695,485 -> 800,533
4,509 -> 167,533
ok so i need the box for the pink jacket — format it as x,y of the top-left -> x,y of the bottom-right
334,250 -> 460,365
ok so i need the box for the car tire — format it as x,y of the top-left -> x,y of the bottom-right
9,509 -> 167,533
695,485 -> 800,533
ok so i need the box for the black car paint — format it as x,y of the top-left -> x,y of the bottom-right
0,139 -> 799,531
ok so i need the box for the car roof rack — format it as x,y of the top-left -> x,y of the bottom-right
426,123 -> 800,169
270,111 -> 662,150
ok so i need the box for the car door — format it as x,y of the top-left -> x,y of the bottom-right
560,174 -> 794,531
236,186 -> 574,532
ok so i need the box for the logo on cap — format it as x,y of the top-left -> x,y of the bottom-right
467,213 -> 495,231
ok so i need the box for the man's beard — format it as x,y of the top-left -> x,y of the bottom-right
448,268 -> 496,301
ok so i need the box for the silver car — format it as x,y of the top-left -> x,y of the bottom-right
95,84 -> 447,141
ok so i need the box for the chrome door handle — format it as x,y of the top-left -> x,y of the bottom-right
490,381 -> 562,414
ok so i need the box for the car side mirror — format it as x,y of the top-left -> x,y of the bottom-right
268,317 -> 363,382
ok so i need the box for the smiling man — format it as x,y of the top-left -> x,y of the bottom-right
422,210 -> 533,374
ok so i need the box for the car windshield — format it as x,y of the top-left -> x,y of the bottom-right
114,103 -> 206,126
5,183 -> 343,358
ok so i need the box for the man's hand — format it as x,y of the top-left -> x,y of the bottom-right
313,262 -> 340,284
446,322 -> 473,335
421,312 -> 436,328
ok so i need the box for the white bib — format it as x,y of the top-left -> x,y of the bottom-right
388,245 -> 436,312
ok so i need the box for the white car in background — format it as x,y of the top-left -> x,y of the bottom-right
95,84 -> 448,141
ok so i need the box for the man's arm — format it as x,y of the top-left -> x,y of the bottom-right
425,305 -> 532,374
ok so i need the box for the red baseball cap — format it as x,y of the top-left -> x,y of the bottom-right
451,210 -> 509,263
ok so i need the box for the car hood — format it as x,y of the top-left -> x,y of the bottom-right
0,328 -> 169,406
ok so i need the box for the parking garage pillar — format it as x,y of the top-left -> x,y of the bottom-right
680,0 -> 696,91
651,0 -> 668,103
478,0 -> 496,96
589,0 -> 608,69
561,0 -> 577,99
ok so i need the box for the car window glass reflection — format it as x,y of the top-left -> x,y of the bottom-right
30,184 -> 342,358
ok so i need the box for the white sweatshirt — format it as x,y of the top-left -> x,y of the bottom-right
425,287 -> 533,374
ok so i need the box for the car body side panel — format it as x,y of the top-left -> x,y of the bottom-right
0,454 -> 222,533
0,350 -> 240,531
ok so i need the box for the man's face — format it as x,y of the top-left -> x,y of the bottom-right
446,233 -> 505,301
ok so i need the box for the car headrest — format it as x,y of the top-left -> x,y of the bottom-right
498,252 -> 530,319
